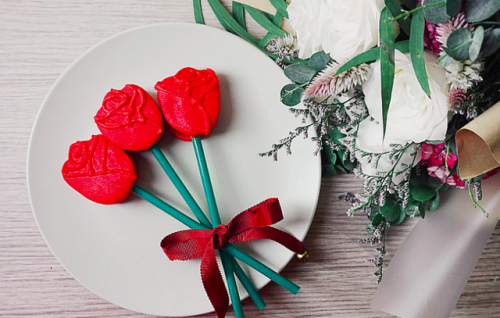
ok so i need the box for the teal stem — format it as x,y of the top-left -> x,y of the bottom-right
192,137 -> 221,225
150,144 -> 211,227
149,144 -> 265,309
131,185 -> 299,293
191,136 -> 242,317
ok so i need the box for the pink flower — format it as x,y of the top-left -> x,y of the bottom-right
419,142 -> 465,188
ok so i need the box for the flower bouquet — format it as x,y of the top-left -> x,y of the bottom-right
195,0 -> 500,316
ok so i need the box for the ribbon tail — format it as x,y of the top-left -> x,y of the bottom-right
230,227 -> 304,254
201,241 -> 229,318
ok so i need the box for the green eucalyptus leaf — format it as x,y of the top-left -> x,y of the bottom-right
389,204 -> 406,225
411,184 -> 437,202
337,149 -> 355,171
427,193 -> 440,211
385,0 -> 411,35
464,0 -> 500,22
481,28 -> 500,58
446,0 -> 462,17
437,53 -> 454,67
410,6 -> 431,96
469,25 -> 485,62
419,201 -> 426,218
372,213 -> 384,227
424,0 -> 450,24
335,164 -> 348,174
280,83 -> 304,106
284,64 -> 316,84
380,8 -> 396,137
322,164 -> 337,176
309,51 -> 331,70
404,202 -> 421,217
380,198 -> 400,222
269,0 -> 289,19
446,28 -> 472,61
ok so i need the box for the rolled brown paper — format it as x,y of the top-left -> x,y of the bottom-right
456,101 -> 500,180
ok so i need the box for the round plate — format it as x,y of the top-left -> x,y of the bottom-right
27,23 -> 321,316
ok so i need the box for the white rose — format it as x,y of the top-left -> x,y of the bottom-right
287,0 -> 385,61
355,50 -> 449,183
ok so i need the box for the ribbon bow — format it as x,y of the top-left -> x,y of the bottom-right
160,198 -> 305,318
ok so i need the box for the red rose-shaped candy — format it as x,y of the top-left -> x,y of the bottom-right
155,68 -> 220,141
95,84 -> 163,151
62,135 -> 137,205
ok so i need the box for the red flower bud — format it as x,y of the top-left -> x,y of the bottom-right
62,135 -> 136,205
155,68 -> 220,141
95,84 -> 163,151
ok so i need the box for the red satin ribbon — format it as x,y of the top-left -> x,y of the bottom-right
160,198 -> 305,318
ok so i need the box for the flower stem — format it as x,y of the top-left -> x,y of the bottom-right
390,1 -> 446,21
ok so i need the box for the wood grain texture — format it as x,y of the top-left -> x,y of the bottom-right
0,1 -> 499,317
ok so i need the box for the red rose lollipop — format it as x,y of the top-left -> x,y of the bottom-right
155,67 -> 220,141
95,84 -> 163,151
62,134 -> 136,204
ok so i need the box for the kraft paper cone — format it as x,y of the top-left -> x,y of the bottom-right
372,176 -> 500,318
456,102 -> 500,180
234,0 -> 293,33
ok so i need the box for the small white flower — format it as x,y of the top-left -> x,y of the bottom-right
446,59 -> 483,90
287,0 -> 385,60
266,35 -> 298,60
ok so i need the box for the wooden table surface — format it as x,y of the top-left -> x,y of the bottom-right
1,1 -> 499,317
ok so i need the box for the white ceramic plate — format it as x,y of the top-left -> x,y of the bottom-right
27,23 -> 321,317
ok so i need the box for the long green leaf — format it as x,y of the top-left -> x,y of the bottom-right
193,0 -> 204,24
336,41 -> 409,75
244,5 -> 287,37
207,0 -> 258,43
384,0 -> 411,35
232,2 -> 246,30
269,0 -> 289,19
410,6 -> 430,96
380,8 -> 396,137
258,12 -> 284,48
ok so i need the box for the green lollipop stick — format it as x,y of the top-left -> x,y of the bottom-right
191,137 -> 243,318
131,185 -> 300,294
149,143 -> 265,310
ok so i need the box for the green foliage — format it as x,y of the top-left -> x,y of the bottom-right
445,28 -> 473,61
470,26 -> 485,62
427,192 -> 440,211
380,198 -> 401,223
446,0 -> 462,17
410,6 -> 431,96
385,0 -> 411,35
193,0 -> 204,24
481,28 -> 500,58
269,0 -> 289,19
232,2 -> 246,30
411,184 -> 437,202
244,5 -> 286,37
379,8 -> 396,137
464,0 -> 500,22
280,84 -> 304,106
400,0 -> 416,9
423,0 -> 451,24
336,41 -> 409,75
309,51 -> 331,71
284,65 -> 316,84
